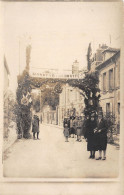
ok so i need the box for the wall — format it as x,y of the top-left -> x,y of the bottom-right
58,84 -> 84,126
98,54 -> 120,131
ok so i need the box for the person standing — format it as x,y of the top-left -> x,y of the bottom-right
70,116 -> 75,138
84,114 -> 97,159
95,112 -> 107,160
32,113 -> 40,140
63,123 -> 69,142
76,116 -> 83,142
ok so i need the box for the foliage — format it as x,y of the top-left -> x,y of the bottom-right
16,68 -> 100,138
103,113 -> 116,143
4,90 -> 16,138
68,71 -> 101,117
31,93 -> 40,112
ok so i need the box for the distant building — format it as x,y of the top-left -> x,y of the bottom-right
90,46 -> 120,133
90,44 -> 108,72
72,60 -> 79,74
41,105 -> 57,125
58,83 -> 85,126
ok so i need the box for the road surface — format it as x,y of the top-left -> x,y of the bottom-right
3,124 -> 119,178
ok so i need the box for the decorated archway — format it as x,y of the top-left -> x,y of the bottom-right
16,68 -> 100,139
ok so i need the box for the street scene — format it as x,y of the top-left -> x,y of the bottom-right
3,2 -> 121,179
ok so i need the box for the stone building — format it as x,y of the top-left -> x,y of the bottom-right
90,44 -> 108,72
90,46 -> 120,133
58,83 -> 84,126
41,105 -> 57,125
72,60 -> 79,74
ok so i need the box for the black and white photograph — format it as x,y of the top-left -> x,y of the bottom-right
0,0 -> 124,194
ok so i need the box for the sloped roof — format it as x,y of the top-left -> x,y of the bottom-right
102,47 -> 120,53
96,50 -> 120,71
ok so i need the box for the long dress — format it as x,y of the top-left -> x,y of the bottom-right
84,119 -> 97,151
95,119 -> 107,150
70,119 -> 75,134
64,127 -> 69,137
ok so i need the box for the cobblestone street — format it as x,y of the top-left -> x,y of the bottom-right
3,124 -> 119,178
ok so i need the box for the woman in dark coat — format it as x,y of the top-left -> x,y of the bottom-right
95,112 -> 107,160
84,114 -> 97,159
32,114 -> 40,140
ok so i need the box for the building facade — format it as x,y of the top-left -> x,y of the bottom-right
90,46 -> 120,133
58,83 -> 85,126
41,105 -> 57,125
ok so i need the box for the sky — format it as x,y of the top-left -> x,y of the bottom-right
2,2 -> 122,93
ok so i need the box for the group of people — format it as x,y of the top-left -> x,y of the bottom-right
63,115 -> 84,142
63,111 -> 107,160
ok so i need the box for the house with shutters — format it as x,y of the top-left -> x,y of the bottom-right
90,46 -> 120,133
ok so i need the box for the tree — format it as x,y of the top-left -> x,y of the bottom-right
68,71 -> 101,117
40,83 -> 62,110
87,43 -> 92,71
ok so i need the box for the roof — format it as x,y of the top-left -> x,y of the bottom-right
96,50 -> 120,71
102,47 -> 120,53
4,56 -> 10,75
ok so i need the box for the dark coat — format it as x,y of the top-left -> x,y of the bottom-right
95,118 -> 107,150
70,119 -> 76,134
64,127 -> 69,137
63,118 -> 70,128
32,115 -> 39,133
84,119 -> 97,151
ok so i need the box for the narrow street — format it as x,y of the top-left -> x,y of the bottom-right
3,124 -> 119,178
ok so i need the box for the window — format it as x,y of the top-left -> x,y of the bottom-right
103,72 -> 107,91
109,69 -> 114,90
106,103 -> 110,114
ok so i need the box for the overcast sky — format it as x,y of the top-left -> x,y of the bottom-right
3,2 -> 122,93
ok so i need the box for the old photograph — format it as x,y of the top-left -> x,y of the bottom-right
2,1 -> 122,179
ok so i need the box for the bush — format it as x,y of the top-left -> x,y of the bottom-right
103,113 -> 116,143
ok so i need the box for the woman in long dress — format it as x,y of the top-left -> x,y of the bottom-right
84,114 -> 97,159
95,112 -> 107,160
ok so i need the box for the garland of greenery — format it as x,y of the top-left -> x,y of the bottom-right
16,69 -> 100,138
